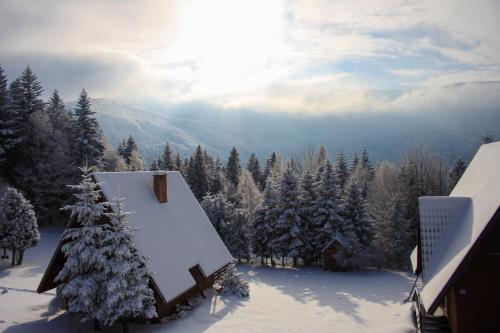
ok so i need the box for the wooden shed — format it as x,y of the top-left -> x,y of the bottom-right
410,142 -> 500,333
37,171 -> 233,319
321,234 -> 349,271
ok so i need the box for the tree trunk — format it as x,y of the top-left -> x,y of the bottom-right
17,249 -> 24,265
281,257 -> 285,267
122,320 -> 129,333
293,257 -> 297,267
260,256 -> 264,265
93,319 -> 101,331
1,248 -> 8,259
238,257 -> 241,264
11,249 -> 16,266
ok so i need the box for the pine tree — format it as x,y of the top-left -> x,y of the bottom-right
351,153 -> 359,173
226,147 -> 241,188
341,181 -> 372,254
384,195 -> 410,268
99,196 -> 157,328
188,145 -> 209,200
361,148 -> 374,178
73,90 -> 104,167
225,209 -> 250,262
252,175 -> 280,265
174,153 -> 183,172
46,90 -> 71,130
261,152 -> 277,188
0,65 -> 21,171
312,160 -> 343,259
127,149 -> 144,171
149,159 -> 159,171
247,153 -> 262,190
55,166 -> 111,325
299,170 -> 317,265
276,164 -> 303,266
335,150 -> 349,191
201,192 -> 233,245
449,158 -> 466,190
159,142 -> 174,170
0,187 -> 40,265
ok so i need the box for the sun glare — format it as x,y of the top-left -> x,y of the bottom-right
169,0 -> 288,96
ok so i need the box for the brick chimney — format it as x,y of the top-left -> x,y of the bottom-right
153,172 -> 168,203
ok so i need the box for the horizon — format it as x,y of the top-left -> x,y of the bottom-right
1,0 -> 500,115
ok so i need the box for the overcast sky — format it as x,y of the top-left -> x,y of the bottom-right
1,0 -> 500,114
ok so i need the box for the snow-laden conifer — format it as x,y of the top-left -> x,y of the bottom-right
299,170 -> 317,265
98,196 -> 157,328
0,187 -> 39,265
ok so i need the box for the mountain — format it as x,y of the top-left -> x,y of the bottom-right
70,99 -> 500,165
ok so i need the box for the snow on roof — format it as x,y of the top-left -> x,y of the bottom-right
93,171 -> 233,302
322,233 -> 349,253
418,142 -> 500,312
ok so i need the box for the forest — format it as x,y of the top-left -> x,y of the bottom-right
0,64 -> 491,270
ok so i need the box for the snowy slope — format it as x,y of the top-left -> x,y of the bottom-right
0,228 -> 415,333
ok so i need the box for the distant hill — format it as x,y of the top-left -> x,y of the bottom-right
68,98 -> 500,165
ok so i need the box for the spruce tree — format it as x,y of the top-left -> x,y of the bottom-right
351,153 -> 359,173
0,65 -> 21,171
0,187 -> 40,265
341,181 -> 372,253
46,90 -> 71,130
261,152 -> 277,188
174,153 -> 183,172
55,166 -> 111,325
149,159 -> 159,171
99,196 -> 157,328
247,153 -> 262,190
384,195 -> 410,268
335,150 -> 349,191
299,170 -> 317,265
188,145 -> 209,200
201,192 -> 233,244
361,148 -> 375,178
312,160 -> 343,259
226,147 -> 241,188
159,142 -> 174,170
225,209 -> 250,262
127,149 -> 144,171
276,164 -> 303,266
73,90 -> 104,167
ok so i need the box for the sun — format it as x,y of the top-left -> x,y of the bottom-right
168,0 -> 289,97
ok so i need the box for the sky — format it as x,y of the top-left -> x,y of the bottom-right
1,0 -> 500,115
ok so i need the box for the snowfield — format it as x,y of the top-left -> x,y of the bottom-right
0,229 -> 415,333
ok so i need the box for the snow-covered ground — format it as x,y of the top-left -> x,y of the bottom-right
0,229 -> 415,333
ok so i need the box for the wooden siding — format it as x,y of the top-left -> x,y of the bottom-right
322,240 -> 347,271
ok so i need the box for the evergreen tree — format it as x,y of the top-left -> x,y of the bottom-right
73,90 -> 104,167
174,153 -> 183,172
101,146 -> 127,172
351,153 -> 359,173
341,181 -> 372,253
299,170 -> 317,265
55,166 -> 111,325
312,160 -> 343,258
99,196 -> 157,328
225,209 -> 250,262
449,158 -> 466,190
0,65 -> 21,171
261,152 -> 277,188
201,192 -> 234,244
276,164 -> 303,266
360,148 -> 374,178
251,174 -> 280,265
127,149 -> 144,171
121,135 -> 138,165
226,147 -> 241,188
46,90 -> 71,130
159,142 -> 174,170
481,132 -> 495,144
188,145 -> 209,200
384,195 -> 410,268
149,159 -> 159,171
237,169 -> 262,221
0,187 -> 40,265
335,150 -> 349,191
247,153 -> 262,190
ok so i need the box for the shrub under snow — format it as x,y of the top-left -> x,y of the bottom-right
213,263 -> 249,297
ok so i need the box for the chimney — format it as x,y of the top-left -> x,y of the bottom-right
153,172 -> 168,203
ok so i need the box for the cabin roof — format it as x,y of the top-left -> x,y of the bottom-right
417,142 -> 500,313
322,233 -> 349,253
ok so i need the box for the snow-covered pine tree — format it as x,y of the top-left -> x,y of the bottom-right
99,196 -> 157,329
188,145 -> 209,201
247,153 -> 262,190
174,153 -> 183,173
226,147 -> 241,188
201,192 -> 233,244
73,90 -> 105,168
225,208 -> 250,262
276,164 -> 303,266
360,148 -> 375,179
449,158 -> 466,190
384,195 -> 410,268
0,65 -> 21,172
0,187 -> 40,266
298,170 -> 317,265
149,159 -> 159,171
335,150 -> 349,191
46,90 -> 71,130
340,180 -> 372,257
350,153 -> 359,173
55,166 -> 110,326
159,142 -> 174,170
213,263 -> 249,297
312,160 -> 343,260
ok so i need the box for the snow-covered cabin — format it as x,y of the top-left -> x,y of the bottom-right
411,142 -> 500,333
321,233 -> 349,270
37,171 -> 233,318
